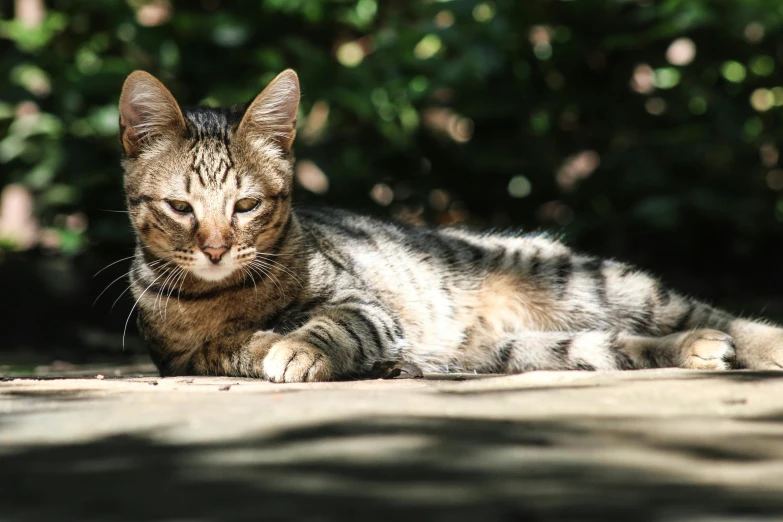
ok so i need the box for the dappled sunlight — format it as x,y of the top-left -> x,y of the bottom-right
4,409 -> 783,520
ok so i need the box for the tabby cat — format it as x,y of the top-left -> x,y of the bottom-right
119,69 -> 783,382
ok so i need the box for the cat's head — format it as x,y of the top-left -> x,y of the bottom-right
119,70 -> 299,282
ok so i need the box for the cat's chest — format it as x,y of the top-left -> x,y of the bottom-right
141,290 -> 264,340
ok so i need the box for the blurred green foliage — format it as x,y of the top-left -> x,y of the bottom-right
2,0 -> 783,284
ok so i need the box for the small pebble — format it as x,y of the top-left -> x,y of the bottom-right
218,384 -> 231,391
96,374 -> 105,380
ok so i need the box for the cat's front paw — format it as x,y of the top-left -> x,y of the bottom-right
263,338 -> 334,383
678,329 -> 736,370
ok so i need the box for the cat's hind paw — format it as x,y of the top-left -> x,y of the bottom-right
263,338 -> 334,383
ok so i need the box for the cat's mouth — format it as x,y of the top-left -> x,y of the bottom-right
193,263 -> 237,282
185,249 -> 240,282
162,245 -> 259,283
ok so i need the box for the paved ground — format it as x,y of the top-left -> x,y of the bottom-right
3,367 -> 783,521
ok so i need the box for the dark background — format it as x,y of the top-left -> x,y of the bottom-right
2,0 -> 783,367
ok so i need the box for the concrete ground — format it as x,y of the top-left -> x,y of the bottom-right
3,367 -> 783,521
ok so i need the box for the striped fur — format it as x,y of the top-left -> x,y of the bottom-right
119,70 -> 783,382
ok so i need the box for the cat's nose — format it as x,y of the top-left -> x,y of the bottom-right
201,245 -> 229,264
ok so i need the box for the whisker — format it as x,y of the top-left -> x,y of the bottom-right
94,259 -> 166,307
254,255 -> 305,288
252,258 -> 303,291
254,249 -> 315,256
110,260 -> 168,312
123,266 -> 171,349
245,264 -> 275,296
93,255 -> 137,278
248,262 -> 286,301
95,269 -> 136,307
177,270 -> 189,305
155,267 -> 178,319
245,267 -> 258,298
164,267 -> 185,319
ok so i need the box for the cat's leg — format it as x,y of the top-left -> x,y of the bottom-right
492,329 -> 736,372
144,301 -> 397,381
494,237 -> 783,370
723,319 -> 783,370
157,329 -> 283,377
659,299 -> 783,370
262,303 -> 401,382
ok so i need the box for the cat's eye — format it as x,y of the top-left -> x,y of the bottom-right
167,200 -> 193,213
234,198 -> 259,213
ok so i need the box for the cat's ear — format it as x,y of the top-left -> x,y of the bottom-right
119,71 -> 186,157
237,69 -> 300,154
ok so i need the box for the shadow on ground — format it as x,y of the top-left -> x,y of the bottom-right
3,413 -> 783,522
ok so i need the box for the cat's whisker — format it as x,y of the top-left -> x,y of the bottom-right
253,250 -> 314,257
94,270 -> 136,307
110,260 -> 169,312
254,254 -> 305,288
177,270 -> 190,305
164,267 -> 185,319
249,261 -> 286,301
93,255 -> 138,278
252,257 -> 302,291
123,266 -> 172,349
94,259 -> 166,307
163,265 -> 185,320
155,267 -> 178,318
245,263 -> 275,297
239,266 -> 258,298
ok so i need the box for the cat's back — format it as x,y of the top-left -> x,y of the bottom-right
295,206 -> 572,278
296,206 -> 527,265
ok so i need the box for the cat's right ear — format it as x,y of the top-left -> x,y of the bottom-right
119,71 -> 186,157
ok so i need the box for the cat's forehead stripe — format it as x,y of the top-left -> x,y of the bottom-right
182,105 -> 245,141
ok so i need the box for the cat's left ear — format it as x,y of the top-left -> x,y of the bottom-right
237,69 -> 300,154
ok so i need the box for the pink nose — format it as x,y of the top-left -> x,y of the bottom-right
201,245 -> 228,264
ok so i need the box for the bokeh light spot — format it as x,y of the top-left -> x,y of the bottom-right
750,89 -> 774,112
337,41 -> 365,67
630,64 -> 655,94
653,68 -> 681,89
414,34 -> 442,60
721,61 -> 746,83
750,55 -> 775,76
472,3 -> 495,23
507,176 -> 532,198
744,22 -> 765,43
370,183 -> 394,206
767,169 -> 783,191
688,96 -> 707,115
645,98 -> 666,115
295,160 -> 329,195
665,38 -> 696,66
434,10 -> 454,28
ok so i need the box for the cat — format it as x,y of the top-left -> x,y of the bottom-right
119,69 -> 783,382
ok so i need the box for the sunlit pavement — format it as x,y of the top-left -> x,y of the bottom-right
3,369 -> 783,521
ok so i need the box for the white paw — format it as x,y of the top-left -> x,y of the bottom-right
679,329 -> 736,370
263,338 -> 334,383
